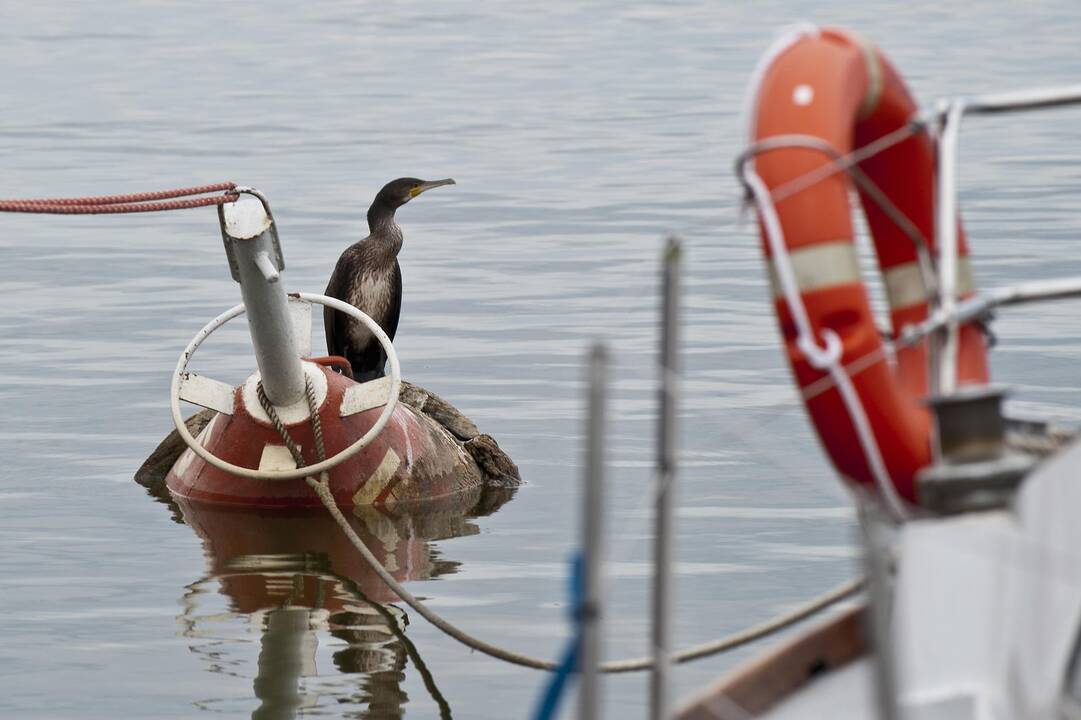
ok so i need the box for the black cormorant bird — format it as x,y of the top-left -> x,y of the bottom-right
324,177 -> 455,381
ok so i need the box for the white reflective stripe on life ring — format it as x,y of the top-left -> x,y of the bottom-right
768,240 -> 861,298
883,256 -> 975,311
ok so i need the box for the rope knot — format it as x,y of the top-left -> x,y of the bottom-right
797,328 -> 843,370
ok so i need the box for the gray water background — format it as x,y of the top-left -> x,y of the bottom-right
2,1 -> 1081,718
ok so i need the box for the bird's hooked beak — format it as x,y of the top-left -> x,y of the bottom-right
410,178 -> 456,198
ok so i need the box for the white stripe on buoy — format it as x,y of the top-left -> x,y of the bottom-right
352,449 -> 401,506
178,373 -> 236,415
259,444 -> 299,471
340,376 -> 394,417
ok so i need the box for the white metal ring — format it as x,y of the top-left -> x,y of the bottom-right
169,292 -> 401,481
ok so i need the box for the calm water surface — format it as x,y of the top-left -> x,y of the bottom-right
3,2 -> 1081,718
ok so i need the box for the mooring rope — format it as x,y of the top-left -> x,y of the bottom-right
0,182 -> 238,214
6,175 -> 867,670
255,378 -> 864,673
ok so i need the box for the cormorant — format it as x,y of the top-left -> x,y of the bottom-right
324,177 -> 455,381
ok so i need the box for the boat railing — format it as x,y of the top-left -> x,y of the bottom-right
931,84 -> 1081,398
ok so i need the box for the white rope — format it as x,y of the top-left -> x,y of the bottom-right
741,167 -> 911,522
217,313 -> 866,674
305,472 -> 863,673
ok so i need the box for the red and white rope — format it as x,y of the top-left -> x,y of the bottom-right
0,181 -> 238,214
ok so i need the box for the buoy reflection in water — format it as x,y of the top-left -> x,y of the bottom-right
171,486 -> 515,718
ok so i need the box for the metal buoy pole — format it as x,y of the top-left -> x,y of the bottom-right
253,607 -> 319,720
218,192 -> 305,407
578,343 -> 608,720
650,237 -> 681,720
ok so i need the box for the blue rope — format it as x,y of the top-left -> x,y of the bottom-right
532,553 -> 586,720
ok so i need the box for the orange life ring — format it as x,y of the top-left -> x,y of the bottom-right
746,28 -> 989,502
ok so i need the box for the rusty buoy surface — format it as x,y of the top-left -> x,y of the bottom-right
165,363 -> 487,509
145,371 -> 519,511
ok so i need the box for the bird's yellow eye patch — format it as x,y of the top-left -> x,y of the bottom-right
409,185 -> 423,198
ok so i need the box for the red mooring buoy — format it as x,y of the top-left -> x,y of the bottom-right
164,188 -> 482,510
166,363 -> 477,509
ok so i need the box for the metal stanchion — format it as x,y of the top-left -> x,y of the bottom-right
651,237 -> 681,720
860,500 -> 899,720
578,343 -> 608,720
